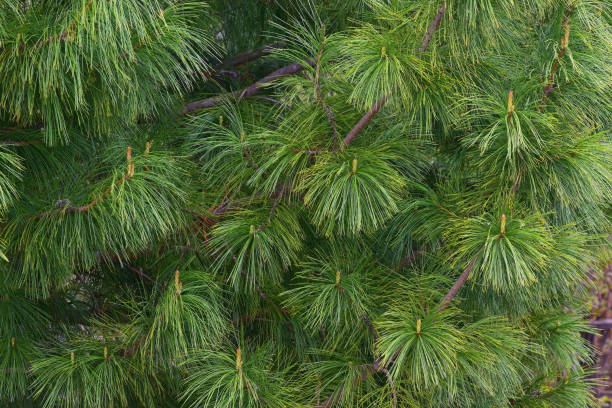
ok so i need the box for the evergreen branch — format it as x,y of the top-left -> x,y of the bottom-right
183,60 -> 315,113
341,3 -> 447,148
418,1 -> 447,52
539,3 -> 575,108
37,146 -> 136,218
439,246 -> 483,311
20,1 -> 93,53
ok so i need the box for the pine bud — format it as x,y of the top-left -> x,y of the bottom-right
335,270 -> 341,288
500,213 -> 506,237
144,141 -> 152,155
381,46 -> 387,58
11,337 -> 15,348
175,270 -> 182,295
507,90 -> 514,119
236,347 -> 243,370
250,224 -> 255,235
104,346 -> 108,360
562,24 -> 570,48
70,351 -> 75,365
219,115 -> 224,127
351,158 -> 358,176
416,319 -> 422,335
240,131 -> 245,143
126,146 -> 133,177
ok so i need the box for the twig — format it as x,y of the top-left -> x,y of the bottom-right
183,60 -> 315,114
379,367 -> 398,408
124,264 -> 157,285
539,4 -> 574,108
439,247 -> 483,311
212,42 -> 286,71
419,2 -> 447,52
37,146 -> 136,218
396,248 -> 426,269
342,96 -> 388,148
362,314 -> 378,343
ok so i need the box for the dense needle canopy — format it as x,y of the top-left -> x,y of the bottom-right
0,0 -> 610,407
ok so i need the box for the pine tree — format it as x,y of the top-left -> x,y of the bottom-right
0,0 -> 610,407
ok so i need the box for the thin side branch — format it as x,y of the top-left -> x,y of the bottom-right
37,146 -> 136,218
183,60 -> 315,114
539,4 -> 574,107
342,97 -> 387,148
379,367 -> 398,408
439,247 -> 483,311
213,42 -> 286,71
419,2 -> 447,52
0,139 -> 42,146
124,264 -> 158,286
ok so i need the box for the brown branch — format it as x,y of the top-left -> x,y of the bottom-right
590,319 -> 612,329
379,367 -> 398,408
24,1 -> 93,52
419,2 -> 447,52
124,264 -> 157,285
256,185 -> 285,231
510,163 -> 525,194
539,4 -> 574,107
396,248 -> 427,269
212,42 -> 286,71
183,60 -> 315,114
439,248 -> 483,311
362,314 -> 378,343
341,96 -> 388,148
0,139 -> 42,146
37,146 -> 135,218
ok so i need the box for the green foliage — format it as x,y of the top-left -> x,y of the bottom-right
0,0 -> 609,407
